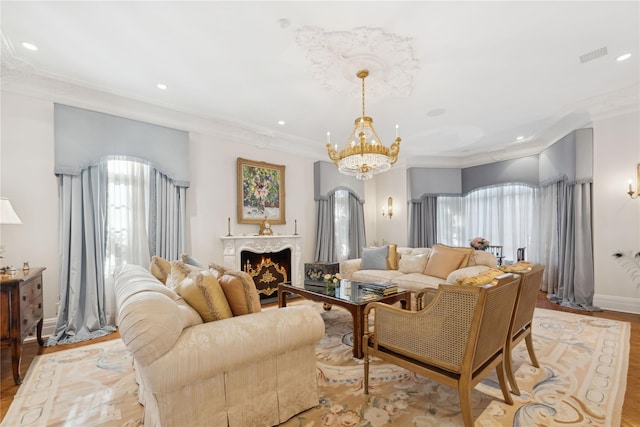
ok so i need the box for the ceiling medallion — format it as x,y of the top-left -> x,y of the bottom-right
326,69 -> 400,181
295,26 -> 419,98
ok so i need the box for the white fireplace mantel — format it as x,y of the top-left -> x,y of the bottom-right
220,235 -> 303,286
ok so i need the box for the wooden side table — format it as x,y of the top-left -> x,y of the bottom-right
1,267 -> 46,384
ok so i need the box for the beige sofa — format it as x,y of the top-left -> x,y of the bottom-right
340,244 -> 499,307
114,263 -> 325,427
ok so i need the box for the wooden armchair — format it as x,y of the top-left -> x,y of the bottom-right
504,263 -> 545,395
363,274 -> 521,427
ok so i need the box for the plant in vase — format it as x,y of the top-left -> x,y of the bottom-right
470,237 -> 490,251
323,273 -> 341,294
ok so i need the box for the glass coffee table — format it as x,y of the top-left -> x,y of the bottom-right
278,280 -> 411,359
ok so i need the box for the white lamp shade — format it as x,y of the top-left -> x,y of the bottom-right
0,198 -> 22,225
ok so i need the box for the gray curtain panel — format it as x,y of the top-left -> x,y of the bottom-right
347,192 -> 366,259
408,196 -> 437,248
149,168 -> 187,260
545,180 -> 598,310
47,165 -> 116,346
314,195 -> 336,262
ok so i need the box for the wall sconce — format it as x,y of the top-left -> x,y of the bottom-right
627,164 -> 640,199
382,196 -> 393,219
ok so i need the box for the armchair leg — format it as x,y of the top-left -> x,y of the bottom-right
524,333 -> 540,368
458,381 -> 474,427
363,353 -> 370,395
504,342 -> 521,395
496,361 -> 514,405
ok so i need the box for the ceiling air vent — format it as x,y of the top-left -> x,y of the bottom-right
579,47 -> 608,63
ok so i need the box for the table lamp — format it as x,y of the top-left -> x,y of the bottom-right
1,197 -> 22,273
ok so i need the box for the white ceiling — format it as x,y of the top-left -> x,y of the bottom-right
2,1 -> 639,167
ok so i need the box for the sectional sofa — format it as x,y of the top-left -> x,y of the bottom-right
340,244 -> 500,307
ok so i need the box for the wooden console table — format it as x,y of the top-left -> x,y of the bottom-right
1,267 -> 45,384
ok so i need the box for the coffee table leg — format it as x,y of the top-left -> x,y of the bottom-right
352,306 -> 364,359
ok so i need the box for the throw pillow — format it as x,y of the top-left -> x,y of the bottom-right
217,271 -> 262,316
173,269 -> 233,322
181,253 -> 206,268
500,261 -> 533,273
387,244 -> 399,270
455,268 -> 504,286
433,243 -> 474,268
166,260 -> 204,289
423,245 -> 467,279
469,250 -> 499,268
361,246 -> 389,270
398,253 -> 429,274
149,256 -> 171,284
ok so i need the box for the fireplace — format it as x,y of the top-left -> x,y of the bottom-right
241,249 -> 291,299
220,235 -> 303,288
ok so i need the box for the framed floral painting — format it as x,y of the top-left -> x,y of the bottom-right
237,158 -> 286,224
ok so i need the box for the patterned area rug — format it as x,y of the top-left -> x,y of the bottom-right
1,306 -> 629,427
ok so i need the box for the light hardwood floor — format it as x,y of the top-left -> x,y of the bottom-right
2,292 -> 639,425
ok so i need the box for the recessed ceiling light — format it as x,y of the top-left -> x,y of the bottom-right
427,108 -> 445,117
21,42 -> 38,51
278,120 -> 285,125
516,136 -> 524,141
616,53 -> 632,62
156,83 -> 167,90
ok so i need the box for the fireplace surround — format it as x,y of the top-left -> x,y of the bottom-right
221,235 -> 303,287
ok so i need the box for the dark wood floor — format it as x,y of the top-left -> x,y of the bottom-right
2,293 -> 639,425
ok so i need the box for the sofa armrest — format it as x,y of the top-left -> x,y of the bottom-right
140,305 -> 324,392
340,258 -> 362,280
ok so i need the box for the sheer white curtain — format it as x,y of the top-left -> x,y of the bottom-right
334,189 -> 350,261
437,184 -> 538,262
104,158 -> 151,321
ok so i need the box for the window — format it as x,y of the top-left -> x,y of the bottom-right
437,184 -> 538,261
104,158 -> 151,279
334,189 -> 350,261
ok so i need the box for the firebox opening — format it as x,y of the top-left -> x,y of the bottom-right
241,248 -> 292,301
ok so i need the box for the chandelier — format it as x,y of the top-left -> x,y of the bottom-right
326,70 -> 400,180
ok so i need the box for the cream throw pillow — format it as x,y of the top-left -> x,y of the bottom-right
174,269 -> 233,322
423,245 -> 467,279
166,260 -> 204,289
398,253 -> 429,274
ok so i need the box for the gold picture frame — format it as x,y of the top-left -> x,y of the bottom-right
237,158 -> 286,224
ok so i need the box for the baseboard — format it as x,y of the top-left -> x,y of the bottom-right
593,293 -> 640,314
23,317 -> 57,343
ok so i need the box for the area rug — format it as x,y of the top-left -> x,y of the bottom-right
1,306 -> 629,427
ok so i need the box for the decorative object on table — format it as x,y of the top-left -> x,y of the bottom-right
237,157 -> 285,224
258,217 -> 273,235
325,69 -> 401,181
0,197 -> 22,273
22,262 -> 30,273
470,236 -> 490,251
304,262 -> 339,287
294,219 -> 298,235
323,272 -> 341,293
226,217 -> 232,236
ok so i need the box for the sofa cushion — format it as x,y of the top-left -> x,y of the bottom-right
398,253 -> 430,274
361,246 -> 389,270
352,269 -> 405,284
150,256 -> 171,284
423,245 -> 467,279
469,250 -> 498,268
174,269 -> 233,322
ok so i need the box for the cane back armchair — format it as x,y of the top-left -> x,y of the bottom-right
504,263 -> 545,395
363,274 -> 520,427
